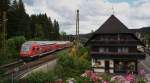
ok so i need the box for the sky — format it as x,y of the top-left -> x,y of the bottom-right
23,0 -> 150,34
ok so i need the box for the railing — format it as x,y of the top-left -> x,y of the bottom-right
91,39 -> 137,41
91,52 -> 143,55
91,40 -> 139,44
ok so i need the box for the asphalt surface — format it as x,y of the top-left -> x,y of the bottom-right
139,54 -> 150,73
138,54 -> 150,82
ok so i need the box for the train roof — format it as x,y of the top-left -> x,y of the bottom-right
22,41 -> 70,46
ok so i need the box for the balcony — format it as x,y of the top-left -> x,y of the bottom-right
90,40 -> 140,46
92,51 -> 143,55
91,52 -> 145,59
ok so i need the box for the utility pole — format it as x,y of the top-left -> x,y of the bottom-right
0,12 -> 2,32
76,9 -> 79,55
2,11 -> 7,56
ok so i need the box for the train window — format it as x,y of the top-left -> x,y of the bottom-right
21,45 -> 31,51
37,48 -> 39,50
32,48 -> 35,51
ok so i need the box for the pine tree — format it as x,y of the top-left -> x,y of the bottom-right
35,24 -> 45,39
18,0 -> 25,12
7,0 -> 31,39
0,0 -> 10,12
6,0 -> 61,40
30,15 -> 37,38
11,0 -> 18,10
53,20 -> 60,40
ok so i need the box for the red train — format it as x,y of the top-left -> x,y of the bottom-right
20,41 -> 71,59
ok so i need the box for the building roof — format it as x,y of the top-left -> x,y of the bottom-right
95,15 -> 129,34
85,15 -> 144,46
130,27 -> 150,33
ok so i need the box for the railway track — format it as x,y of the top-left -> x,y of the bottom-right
0,47 -> 69,80
0,60 -> 23,71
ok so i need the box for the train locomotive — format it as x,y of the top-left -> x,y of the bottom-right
20,41 -> 70,60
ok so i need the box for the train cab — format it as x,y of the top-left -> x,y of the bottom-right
20,44 -> 32,58
20,42 -> 39,58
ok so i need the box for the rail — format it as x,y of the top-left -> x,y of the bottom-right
0,47 -> 70,80
0,60 -> 23,69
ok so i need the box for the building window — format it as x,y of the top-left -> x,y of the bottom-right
122,48 -> 128,53
100,37 -> 104,40
99,48 -> 104,52
118,48 -> 122,53
99,48 -> 109,53
118,48 -> 128,53
95,60 -> 101,67
114,61 -> 127,73
118,34 -> 120,40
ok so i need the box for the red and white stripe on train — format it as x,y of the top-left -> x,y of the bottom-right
20,41 -> 71,59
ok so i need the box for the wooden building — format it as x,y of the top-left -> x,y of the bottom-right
86,15 -> 145,74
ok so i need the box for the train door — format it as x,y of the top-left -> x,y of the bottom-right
31,46 -> 40,57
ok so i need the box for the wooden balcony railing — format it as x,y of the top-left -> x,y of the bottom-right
90,40 -> 139,45
91,52 -> 144,55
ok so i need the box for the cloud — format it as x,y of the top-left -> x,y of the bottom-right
23,0 -> 150,34
23,0 -> 34,6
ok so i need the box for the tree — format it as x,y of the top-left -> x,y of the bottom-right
30,15 -> 37,38
11,0 -> 18,9
0,36 -> 26,65
7,36 -> 26,58
55,47 -> 91,79
18,0 -> 25,12
60,31 -> 66,40
48,17 -> 54,40
53,20 -> 60,40
29,14 -> 60,40
34,24 -> 45,39
0,0 -> 10,12
2,0 -> 61,40
0,0 -> 10,51
7,0 -> 31,39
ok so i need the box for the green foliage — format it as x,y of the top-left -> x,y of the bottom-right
0,0 -> 10,11
75,76 -> 93,83
55,47 -> 91,79
0,36 -> 26,65
137,76 -> 147,83
7,0 -> 31,39
60,31 -> 67,40
7,36 -> 26,58
0,78 -> 11,83
101,73 -> 112,81
144,33 -> 150,39
6,0 -> 60,40
22,71 -> 56,83
53,19 -> 60,40
0,34 -> 5,49
30,14 -> 60,40
34,24 -> 45,39
7,36 -> 26,50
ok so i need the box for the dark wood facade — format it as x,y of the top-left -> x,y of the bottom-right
86,15 -> 145,73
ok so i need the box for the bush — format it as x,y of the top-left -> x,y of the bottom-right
22,71 -> 56,83
0,36 -> 26,65
7,36 -> 26,58
7,36 -> 26,51
55,47 -> 91,79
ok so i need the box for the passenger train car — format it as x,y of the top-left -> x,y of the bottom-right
20,41 -> 71,60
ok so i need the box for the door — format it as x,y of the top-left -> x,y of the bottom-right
105,61 -> 109,73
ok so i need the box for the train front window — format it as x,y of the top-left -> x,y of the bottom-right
21,45 -> 31,51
